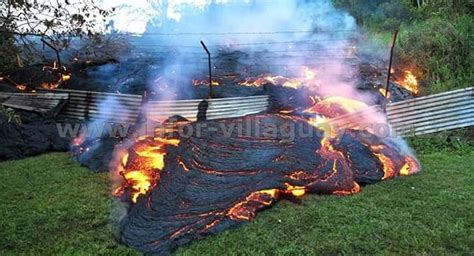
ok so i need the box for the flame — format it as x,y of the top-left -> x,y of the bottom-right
239,76 -> 268,87
72,133 -> 86,146
39,61 -> 71,89
379,88 -> 390,99
238,71 -> 314,89
400,156 -> 420,176
42,72 -> 71,89
319,96 -> 367,114
307,116 -> 336,138
192,79 -> 220,86
62,73 -> 71,81
397,70 -> 419,94
320,138 -> 345,159
282,80 -> 301,89
41,82 -> 60,90
16,84 -> 26,91
154,137 -> 181,146
279,110 -> 294,114
121,153 -> 129,167
133,144 -> 167,170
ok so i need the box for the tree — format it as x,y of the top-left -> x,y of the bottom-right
0,0 -> 112,70
0,0 -> 111,38
149,0 -> 169,27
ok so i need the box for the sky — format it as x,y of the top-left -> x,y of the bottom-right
99,0 -> 236,33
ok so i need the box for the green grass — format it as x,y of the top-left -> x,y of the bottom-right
0,151 -> 473,255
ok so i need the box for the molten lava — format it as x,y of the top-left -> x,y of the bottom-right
113,136 -> 180,203
238,74 -> 302,88
305,96 -> 368,118
110,71 -> 420,254
192,79 -> 220,86
16,84 -> 27,91
40,61 -> 71,90
379,87 -> 390,99
238,66 -> 319,89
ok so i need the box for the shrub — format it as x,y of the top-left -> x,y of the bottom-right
0,34 -> 19,72
407,128 -> 474,155
397,15 -> 473,94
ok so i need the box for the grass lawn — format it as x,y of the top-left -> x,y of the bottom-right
0,151 -> 473,255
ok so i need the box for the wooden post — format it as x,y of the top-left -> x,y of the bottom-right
384,30 -> 398,113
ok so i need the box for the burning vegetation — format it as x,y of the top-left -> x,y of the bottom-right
395,70 -> 419,95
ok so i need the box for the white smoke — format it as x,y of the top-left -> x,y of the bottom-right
100,0 -> 389,124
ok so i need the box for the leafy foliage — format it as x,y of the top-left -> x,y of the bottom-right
0,0 -> 113,71
407,128 -> 474,155
397,15 -> 473,93
0,33 -> 18,70
333,0 -> 473,94
0,0 -> 112,38
0,105 -> 22,125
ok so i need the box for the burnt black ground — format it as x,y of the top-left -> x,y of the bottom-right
0,111 -> 70,161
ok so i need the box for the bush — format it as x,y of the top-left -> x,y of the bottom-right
397,15 -> 473,94
333,0 -> 412,30
370,1 -> 411,31
0,34 -> 19,72
407,128 -> 474,155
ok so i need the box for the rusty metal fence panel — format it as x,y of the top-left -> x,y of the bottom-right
5,87 -> 472,137
44,89 -> 269,123
386,87 -> 474,136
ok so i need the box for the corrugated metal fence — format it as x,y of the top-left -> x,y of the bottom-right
328,87 -> 474,137
44,89 -> 270,123
2,87 -> 472,137
387,87 -> 474,136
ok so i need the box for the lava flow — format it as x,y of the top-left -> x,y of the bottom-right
112,92 -> 420,254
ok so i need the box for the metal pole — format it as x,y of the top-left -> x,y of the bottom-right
384,30 -> 398,113
200,40 -> 213,98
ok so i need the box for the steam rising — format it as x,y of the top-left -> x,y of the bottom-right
113,1 -> 361,101
100,0 -> 419,239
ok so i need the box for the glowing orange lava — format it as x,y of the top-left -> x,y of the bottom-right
284,184 -> 306,197
192,79 -> 220,86
400,155 -> 420,176
305,96 -> 368,118
16,84 -> 26,91
124,171 -> 153,203
228,189 -> 279,221
379,88 -> 390,99
114,136 -> 180,203
238,66 -> 318,89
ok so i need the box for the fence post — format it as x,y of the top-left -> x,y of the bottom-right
384,30 -> 398,113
